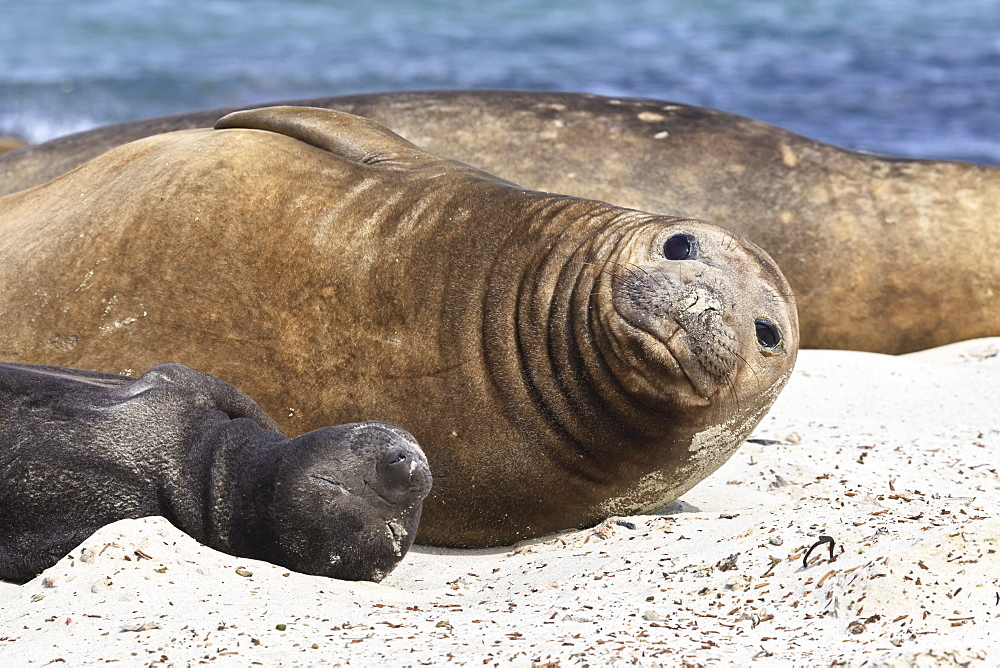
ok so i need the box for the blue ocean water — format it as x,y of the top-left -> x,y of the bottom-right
2,0 -> 999,164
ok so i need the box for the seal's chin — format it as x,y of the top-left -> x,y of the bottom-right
609,316 -> 714,408
665,327 -> 723,400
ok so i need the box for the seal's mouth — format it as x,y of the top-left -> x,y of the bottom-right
312,475 -> 350,495
612,314 -> 715,405
664,327 -> 724,400
313,474 -> 411,508
364,477 -> 405,505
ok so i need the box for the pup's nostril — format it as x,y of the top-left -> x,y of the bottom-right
383,446 -> 412,487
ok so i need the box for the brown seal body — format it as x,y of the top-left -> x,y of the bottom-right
0,136 -> 25,155
2,90 -> 995,353
0,106 -> 797,547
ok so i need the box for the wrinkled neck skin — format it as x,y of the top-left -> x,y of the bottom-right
481,202 -> 791,519
164,416 -> 286,555
483,204 -> 683,481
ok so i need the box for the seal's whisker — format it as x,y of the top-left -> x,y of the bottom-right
580,260 -> 652,296
723,370 -> 741,418
731,347 -> 761,394
600,263 -> 642,286
423,475 -> 457,494
769,291 -> 797,306
720,227 -> 738,252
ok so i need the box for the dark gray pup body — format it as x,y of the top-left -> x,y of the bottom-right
4,90 -> 997,353
0,362 -> 430,583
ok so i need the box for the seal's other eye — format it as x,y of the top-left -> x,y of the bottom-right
663,234 -> 695,260
755,319 -> 781,350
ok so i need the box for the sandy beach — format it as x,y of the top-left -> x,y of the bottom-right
2,339 -> 998,666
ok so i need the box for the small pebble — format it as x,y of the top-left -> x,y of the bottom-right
562,614 -> 593,623
90,577 -> 113,593
121,621 -> 161,632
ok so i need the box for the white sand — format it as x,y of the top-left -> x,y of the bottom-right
2,339 -> 999,666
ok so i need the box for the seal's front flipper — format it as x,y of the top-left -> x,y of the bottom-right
0,524 -> 96,584
0,361 -> 132,390
112,363 -> 284,435
213,106 -> 437,169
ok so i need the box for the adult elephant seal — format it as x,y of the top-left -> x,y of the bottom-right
0,106 -> 797,547
0,361 -> 430,583
2,91 -> 996,353
0,135 -> 25,154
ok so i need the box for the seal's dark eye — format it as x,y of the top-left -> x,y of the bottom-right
755,319 -> 781,350
663,234 -> 695,260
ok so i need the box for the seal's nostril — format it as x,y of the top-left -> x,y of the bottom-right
383,446 -> 412,487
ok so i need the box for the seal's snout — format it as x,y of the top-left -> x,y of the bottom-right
677,287 -> 723,316
612,259 -> 739,401
347,421 -> 433,501
658,281 -> 738,400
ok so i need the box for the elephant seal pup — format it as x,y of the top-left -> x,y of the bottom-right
0,106 -> 797,546
2,91 -> 996,353
0,361 -> 431,583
